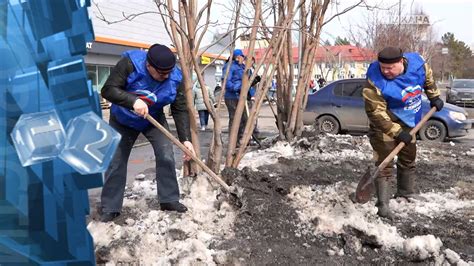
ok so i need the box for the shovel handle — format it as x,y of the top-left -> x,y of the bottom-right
373,106 -> 437,178
144,114 -> 232,192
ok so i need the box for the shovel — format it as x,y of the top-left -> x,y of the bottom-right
353,106 -> 437,204
144,114 -> 241,205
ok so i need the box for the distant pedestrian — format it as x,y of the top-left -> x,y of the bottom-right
193,79 -> 215,131
222,50 -> 261,144
222,49 -> 247,142
317,77 -> 326,88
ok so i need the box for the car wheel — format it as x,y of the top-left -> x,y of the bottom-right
419,120 -> 447,142
318,115 -> 340,134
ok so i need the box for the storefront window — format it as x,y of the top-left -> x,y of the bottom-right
98,66 -> 110,91
86,64 -> 112,92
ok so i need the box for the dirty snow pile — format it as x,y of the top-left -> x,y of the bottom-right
239,141 -> 298,169
288,182 -> 474,263
87,172 -> 236,264
240,134 -> 373,170
87,134 -> 472,264
307,134 -> 373,162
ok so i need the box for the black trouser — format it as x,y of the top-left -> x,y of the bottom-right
225,98 -> 259,140
225,98 -> 246,140
198,110 -> 209,127
100,113 -> 179,213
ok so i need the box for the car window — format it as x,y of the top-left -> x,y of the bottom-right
452,80 -> 474,88
342,82 -> 364,98
333,83 -> 344,96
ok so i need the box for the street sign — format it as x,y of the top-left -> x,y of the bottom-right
401,15 -> 430,25
201,56 -> 211,65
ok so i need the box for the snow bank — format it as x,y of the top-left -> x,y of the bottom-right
88,134 -> 473,264
288,183 -> 405,250
392,188 -> 474,218
240,135 -> 373,170
88,171 -> 236,264
288,181 -> 474,261
239,141 -> 298,169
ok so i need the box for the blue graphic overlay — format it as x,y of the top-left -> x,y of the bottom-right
60,111 -> 121,175
1,0 -> 119,264
10,110 -> 66,166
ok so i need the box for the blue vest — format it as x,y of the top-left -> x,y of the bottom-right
111,50 -> 182,131
366,53 -> 426,127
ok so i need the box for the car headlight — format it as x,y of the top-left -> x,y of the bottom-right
449,111 -> 466,121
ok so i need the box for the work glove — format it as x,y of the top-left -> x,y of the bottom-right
429,96 -> 444,111
395,131 -> 412,145
250,75 -> 261,87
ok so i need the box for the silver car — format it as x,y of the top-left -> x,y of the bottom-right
446,79 -> 474,107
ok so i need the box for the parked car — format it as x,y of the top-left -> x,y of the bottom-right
303,79 -> 472,142
446,79 -> 474,107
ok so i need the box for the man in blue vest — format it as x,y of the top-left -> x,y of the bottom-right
223,49 -> 246,142
99,44 -> 195,222
222,49 -> 260,144
363,47 -> 444,219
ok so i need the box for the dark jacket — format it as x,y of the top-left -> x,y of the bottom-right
101,57 -> 191,142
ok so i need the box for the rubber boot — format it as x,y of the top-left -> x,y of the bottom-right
375,178 -> 394,220
395,168 -> 425,201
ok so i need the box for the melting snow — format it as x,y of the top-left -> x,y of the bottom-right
88,170 -> 236,264
288,181 -> 474,262
88,134 -> 473,264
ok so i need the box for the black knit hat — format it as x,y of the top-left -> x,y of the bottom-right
378,46 -> 403,64
147,44 -> 176,71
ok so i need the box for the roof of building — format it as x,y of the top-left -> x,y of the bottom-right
248,45 -> 376,63
199,32 -> 233,58
95,36 -> 226,60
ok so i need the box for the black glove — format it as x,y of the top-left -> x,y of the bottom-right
250,75 -> 261,87
395,131 -> 413,145
429,96 -> 444,111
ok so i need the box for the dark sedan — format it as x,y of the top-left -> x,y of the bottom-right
446,79 -> 474,107
303,79 -> 472,142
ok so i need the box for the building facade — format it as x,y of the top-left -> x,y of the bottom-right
251,45 -> 375,84
313,45 -> 375,81
86,0 -> 224,96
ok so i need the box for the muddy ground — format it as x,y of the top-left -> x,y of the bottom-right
89,133 -> 473,265
215,135 -> 474,265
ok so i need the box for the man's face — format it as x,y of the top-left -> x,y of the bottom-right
379,59 -> 404,80
236,55 -> 244,64
146,62 -> 172,81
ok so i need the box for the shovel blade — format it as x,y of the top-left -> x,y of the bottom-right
354,169 -> 376,204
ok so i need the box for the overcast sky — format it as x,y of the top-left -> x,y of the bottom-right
204,0 -> 474,48
321,0 -> 474,45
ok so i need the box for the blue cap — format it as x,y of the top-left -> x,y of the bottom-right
233,49 -> 244,58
